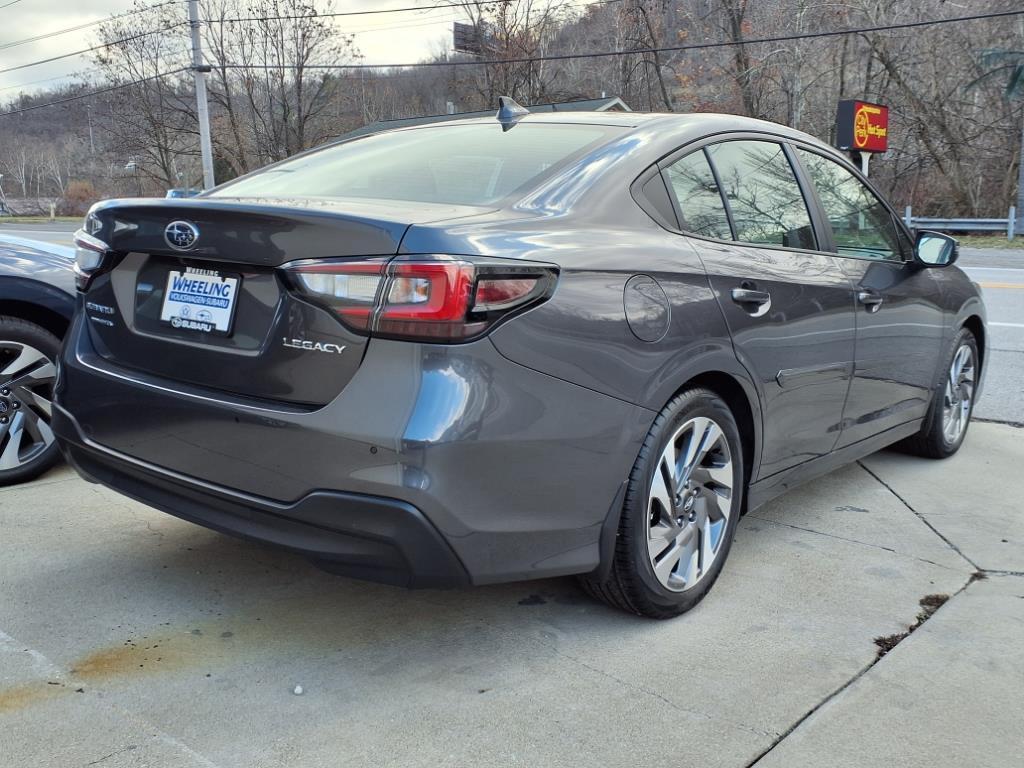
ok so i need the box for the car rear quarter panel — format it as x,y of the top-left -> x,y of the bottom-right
404,197 -> 742,398
400,155 -> 765,478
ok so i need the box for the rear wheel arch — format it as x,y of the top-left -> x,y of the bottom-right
640,350 -> 764,483
0,300 -> 70,341
683,371 -> 758,492
592,367 -> 762,582
583,384 -> 747,617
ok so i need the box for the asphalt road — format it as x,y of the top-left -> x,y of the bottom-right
3,222 -> 1021,424
958,249 -> 1024,424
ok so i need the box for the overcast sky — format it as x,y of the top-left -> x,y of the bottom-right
0,0 -> 475,94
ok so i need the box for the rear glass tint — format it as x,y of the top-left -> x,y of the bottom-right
663,150 -> 733,240
211,123 -> 619,206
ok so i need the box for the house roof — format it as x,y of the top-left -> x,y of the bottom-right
339,96 -> 631,139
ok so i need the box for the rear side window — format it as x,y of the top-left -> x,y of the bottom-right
705,140 -> 817,250
211,123 -> 619,206
796,149 -> 904,261
663,150 -> 732,240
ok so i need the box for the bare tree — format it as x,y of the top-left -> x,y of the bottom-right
1,0 -> 1021,219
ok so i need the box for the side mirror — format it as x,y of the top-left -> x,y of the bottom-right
914,230 -> 958,267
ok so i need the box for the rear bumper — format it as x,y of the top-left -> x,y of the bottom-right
55,410 -> 469,589
54,312 -> 653,585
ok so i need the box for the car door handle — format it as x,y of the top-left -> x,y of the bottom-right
857,290 -> 884,312
730,286 -> 771,317
731,287 -> 771,306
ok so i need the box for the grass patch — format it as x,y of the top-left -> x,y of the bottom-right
874,593 -> 950,658
0,216 -> 81,224
956,235 -> 1021,249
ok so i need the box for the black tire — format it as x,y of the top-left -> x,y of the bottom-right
580,387 -> 745,619
901,327 -> 978,459
0,315 -> 62,486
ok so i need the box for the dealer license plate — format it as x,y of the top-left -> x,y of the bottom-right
159,268 -> 240,335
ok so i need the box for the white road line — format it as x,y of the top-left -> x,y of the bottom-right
962,266 -> 1024,272
988,322 -> 1024,328
0,628 -> 66,678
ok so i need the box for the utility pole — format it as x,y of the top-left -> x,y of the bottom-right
85,104 -> 95,154
1017,112 -> 1024,236
187,0 -> 215,190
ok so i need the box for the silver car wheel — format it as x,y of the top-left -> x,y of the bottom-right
941,343 -> 974,445
0,342 -> 57,471
646,416 -> 734,593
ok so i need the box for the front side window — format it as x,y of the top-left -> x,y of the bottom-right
797,149 -> 904,262
663,150 -> 732,240
705,140 -> 817,250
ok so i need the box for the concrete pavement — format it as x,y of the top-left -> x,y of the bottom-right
1,421 -> 1020,767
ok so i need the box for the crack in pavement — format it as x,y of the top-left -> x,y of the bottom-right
973,417 -> 1024,429
86,745 -> 138,766
746,458 -> 1018,766
856,461 -> 981,571
744,515 -> 968,573
742,571 -> 979,767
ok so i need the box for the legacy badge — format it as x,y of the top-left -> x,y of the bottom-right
282,337 -> 345,355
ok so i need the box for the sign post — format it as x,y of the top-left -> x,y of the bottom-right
835,99 -> 889,176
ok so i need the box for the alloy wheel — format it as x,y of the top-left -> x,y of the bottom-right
646,416 -> 734,592
0,342 -> 57,472
941,343 -> 974,445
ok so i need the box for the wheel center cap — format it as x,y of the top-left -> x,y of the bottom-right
683,494 -> 695,511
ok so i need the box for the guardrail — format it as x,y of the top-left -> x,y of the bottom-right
903,205 -> 1017,240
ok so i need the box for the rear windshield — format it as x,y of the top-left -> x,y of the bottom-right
210,123 -> 619,206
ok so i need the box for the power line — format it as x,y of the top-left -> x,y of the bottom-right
0,0 -> 23,10
217,0 -> 623,24
4,6 -> 1022,117
345,12 -> 464,35
0,66 -> 106,94
0,54 -> 194,94
215,7 -> 1024,71
0,0 -> 180,52
0,68 -> 188,117
0,22 -> 186,76
0,0 -> 604,79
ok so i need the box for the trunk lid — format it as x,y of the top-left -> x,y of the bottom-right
82,197 -> 488,406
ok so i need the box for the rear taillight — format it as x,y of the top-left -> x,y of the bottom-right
73,228 -> 110,291
282,255 -> 557,342
286,258 -> 389,332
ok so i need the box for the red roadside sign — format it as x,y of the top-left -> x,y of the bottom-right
835,100 -> 889,153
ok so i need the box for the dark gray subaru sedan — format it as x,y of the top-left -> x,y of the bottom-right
54,108 -> 985,618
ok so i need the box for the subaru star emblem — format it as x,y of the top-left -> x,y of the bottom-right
164,220 -> 199,251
